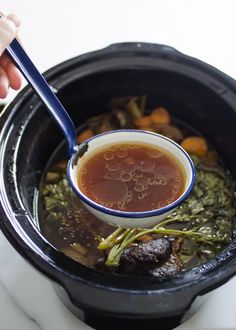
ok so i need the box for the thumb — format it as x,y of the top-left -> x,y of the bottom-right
0,12 -> 20,56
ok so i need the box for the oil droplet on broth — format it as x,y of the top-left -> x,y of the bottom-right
116,149 -> 128,158
147,150 -> 164,159
104,170 -> 120,180
78,142 -> 185,212
136,159 -> 156,172
108,145 -> 118,152
105,160 -> 120,171
104,152 -> 115,160
121,173 -> 132,182
93,180 -> 128,204
120,162 -> 136,174
138,191 -> 148,200
136,176 -> 148,187
125,157 -> 135,165
135,184 -> 145,192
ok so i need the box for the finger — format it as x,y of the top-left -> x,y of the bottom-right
7,63 -> 22,90
0,54 -> 22,90
0,53 -> 11,68
0,66 -> 9,98
0,12 -> 19,57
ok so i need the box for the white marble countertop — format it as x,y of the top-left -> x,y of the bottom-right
1,1 -> 236,329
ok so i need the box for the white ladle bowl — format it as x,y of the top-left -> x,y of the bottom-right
68,130 -> 195,228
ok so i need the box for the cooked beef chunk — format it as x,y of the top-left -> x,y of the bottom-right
148,253 -> 183,277
153,124 -> 184,142
120,238 -> 172,265
118,238 -> 183,277
118,238 -> 172,275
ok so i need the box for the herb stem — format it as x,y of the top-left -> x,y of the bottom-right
154,216 -> 196,228
98,227 -> 124,249
104,227 -> 227,267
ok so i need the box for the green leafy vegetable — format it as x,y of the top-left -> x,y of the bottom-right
43,176 -> 108,244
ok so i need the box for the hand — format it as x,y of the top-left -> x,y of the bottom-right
0,54 -> 22,98
0,12 -> 22,98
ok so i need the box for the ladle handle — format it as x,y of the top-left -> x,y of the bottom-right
6,38 -> 78,156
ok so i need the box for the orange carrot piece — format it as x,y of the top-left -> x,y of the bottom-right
134,115 -> 152,127
139,126 -> 156,132
137,234 -> 153,243
77,129 -> 94,144
150,107 -> 170,124
181,136 -> 208,157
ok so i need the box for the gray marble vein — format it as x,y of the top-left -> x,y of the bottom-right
0,281 -> 41,330
0,280 -> 43,330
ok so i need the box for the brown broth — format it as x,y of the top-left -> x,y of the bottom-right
77,142 -> 185,212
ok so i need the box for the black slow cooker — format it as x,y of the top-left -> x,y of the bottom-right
0,43 -> 236,329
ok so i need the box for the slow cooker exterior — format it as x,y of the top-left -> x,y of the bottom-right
0,42 -> 236,319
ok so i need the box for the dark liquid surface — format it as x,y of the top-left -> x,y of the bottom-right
78,143 -> 185,212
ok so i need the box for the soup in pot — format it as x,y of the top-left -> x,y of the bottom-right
38,96 -> 236,277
